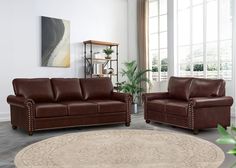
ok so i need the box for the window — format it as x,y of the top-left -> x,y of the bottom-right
176,0 -> 232,80
148,0 -> 168,82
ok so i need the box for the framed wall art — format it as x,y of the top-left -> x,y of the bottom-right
41,16 -> 70,67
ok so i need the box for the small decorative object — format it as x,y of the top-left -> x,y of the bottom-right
117,61 -> 151,113
107,68 -> 114,74
103,48 -> 114,59
93,52 -> 106,64
42,16 -> 70,67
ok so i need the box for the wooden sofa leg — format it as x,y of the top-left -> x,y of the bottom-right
12,125 -> 17,130
125,122 -> 130,127
28,131 -> 33,136
193,129 -> 199,135
146,120 -> 151,124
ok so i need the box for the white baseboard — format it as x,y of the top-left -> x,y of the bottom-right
0,112 -> 10,122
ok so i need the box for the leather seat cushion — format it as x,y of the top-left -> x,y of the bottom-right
35,103 -> 67,118
62,101 -> 98,116
51,78 -> 83,101
90,100 -> 126,113
166,100 -> 188,117
147,99 -> 168,112
147,99 -> 188,116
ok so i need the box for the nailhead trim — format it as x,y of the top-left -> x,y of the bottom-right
188,101 -> 194,129
25,101 -> 34,133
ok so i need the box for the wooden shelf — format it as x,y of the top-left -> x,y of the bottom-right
92,74 -> 117,77
84,40 -> 119,86
86,58 -> 117,61
83,40 -> 119,46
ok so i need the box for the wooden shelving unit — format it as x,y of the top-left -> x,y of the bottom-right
83,40 -> 119,86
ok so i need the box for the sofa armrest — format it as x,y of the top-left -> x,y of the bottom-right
112,92 -> 132,103
7,95 -> 35,108
142,92 -> 169,101
190,96 -> 233,108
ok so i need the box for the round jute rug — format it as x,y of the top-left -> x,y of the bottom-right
15,130 -> 224,168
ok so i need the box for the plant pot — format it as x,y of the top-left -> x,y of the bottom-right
132,103 -> 138,114
105,56 -> 111,59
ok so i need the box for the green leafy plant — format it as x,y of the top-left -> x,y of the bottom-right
103,48 -> 114,59
216,124 -> 236,167
117,61 -> 151,104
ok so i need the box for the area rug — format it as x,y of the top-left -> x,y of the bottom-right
15,130 -> 224,168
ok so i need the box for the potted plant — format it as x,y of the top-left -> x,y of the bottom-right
117,60 -> 151,113
216,124 -> 236,167
103,48 -> 114,59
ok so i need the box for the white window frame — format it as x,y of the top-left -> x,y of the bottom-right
176,0 -> 233,80
148,0 -> 168,82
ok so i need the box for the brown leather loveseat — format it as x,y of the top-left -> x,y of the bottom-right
7,78 -> 131,135
142,76 -> 233,134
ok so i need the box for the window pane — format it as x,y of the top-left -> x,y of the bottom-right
192,44 -> 203,63
151,50 -> 159,81
178,46 -> 191,63
160,49 -> 167,60
149,1 -> 158,17
179,64 -> 192,77
160,15 -> 167,32
206,42 -> 217,62
207,63 -> 218,78
180,64 -> 191,71
220,40 -> 232,62
178,9 -> 190,46
206,0 -> 218,42
148,0 -> 168,82
160,0 -> 167,15
220,0 -> 232,40
193,0 -> 203,6
160,49 -> 167,81
160,32 -> 167,48
150,50 -> 158,65
149,17 -> 158,34
192,5 -> 203,44
220,62 -> 232,80
176,0 -> 232,80
193,63 -> 204,77
178,0 -> 190,10
149,34 -> 159,50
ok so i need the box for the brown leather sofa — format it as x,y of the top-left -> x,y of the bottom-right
142,76 -> 233,134
7,78 -> 131,135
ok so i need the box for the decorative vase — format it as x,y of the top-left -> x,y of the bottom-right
132,103 -> 138,114
107,68 -> 114,74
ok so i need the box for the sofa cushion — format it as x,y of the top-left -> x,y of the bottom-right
62,101 -> 97,116
147,99 -> 168,112
80,78 -> 113,100
168,76 -> 192,101
35,103 -> 67,118
190,78 -> 225,98
90,100 -> 126,113
13,78 -> 54,102
51,78 -> 83,101
165,100 -> 188,117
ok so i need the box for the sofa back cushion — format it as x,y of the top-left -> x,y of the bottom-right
51,78 -> 83,101
168,76 -> 193,101
80,78 -> 113,100
190,78 -> 225,98
13,78 -> 54,102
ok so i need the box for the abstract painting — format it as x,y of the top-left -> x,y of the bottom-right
41,16 -> 70,67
